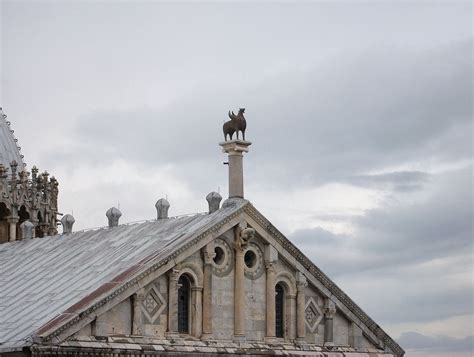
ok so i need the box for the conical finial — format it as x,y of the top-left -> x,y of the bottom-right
106,207 -> 122,227
61,214 -> 75,234
155,198 -> 170,219
206,191 -> 222,213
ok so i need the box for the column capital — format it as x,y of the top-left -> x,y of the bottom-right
265,261 -> 276,273
202,244 -> 216,265
324,299 -> 337,319
169,268 -> 180,281
296,272 -> 307,291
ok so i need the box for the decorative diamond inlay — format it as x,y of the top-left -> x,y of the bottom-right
142,283 -> 165,323
305,297 -> 323,332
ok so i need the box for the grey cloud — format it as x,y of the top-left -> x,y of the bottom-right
345,171 -> 430,192
399,332 -> 474,352
48,40 -> 472,194
291,166 -> 473,274
289,166 -> 473,325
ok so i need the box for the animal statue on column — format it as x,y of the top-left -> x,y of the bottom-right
223,108 -> 247,141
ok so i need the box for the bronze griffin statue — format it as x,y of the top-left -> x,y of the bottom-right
223,108 -> 247,141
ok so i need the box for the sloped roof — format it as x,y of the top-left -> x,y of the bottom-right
0,108 -> 25,168
0,200 -> 246,350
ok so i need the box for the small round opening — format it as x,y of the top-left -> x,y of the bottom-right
214,246 -> 225,265
244,250 -> 257,269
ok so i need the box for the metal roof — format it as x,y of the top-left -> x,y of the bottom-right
0,200 -> 246,350
0,108 -> 25,169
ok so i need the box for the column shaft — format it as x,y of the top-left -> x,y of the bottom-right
9,221 -> 16,241
265,262 -> 276,338
167,269 -> 179,335
234,247 -> 245,338
191,287 -> 203,337
324,300 -> 337,345
228,153 -> 244,198
202,246 -> 214,339
296,282 -> 306,340
132,289 -> 145,335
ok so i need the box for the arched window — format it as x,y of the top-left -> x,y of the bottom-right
178,274 -> 191,333
275,283 -> 285,338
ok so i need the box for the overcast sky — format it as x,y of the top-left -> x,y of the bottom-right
1,1 -> 472,356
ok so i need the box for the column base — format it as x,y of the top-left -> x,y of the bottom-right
264,337 -> 279,344
201,333 -> 214,341
233,334 -> 246,342
165,332 -> 181,340
295,337 -> 307,345
324,342 -> 335,347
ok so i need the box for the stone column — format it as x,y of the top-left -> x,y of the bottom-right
296,272 -> 307,342
167,269 -> 180,337
234,241 -> 246,340
191,286 -> 203,337
287,294 -> 297,340
219,140 -> 252,199
349,322 -> 363,348
201,244 -> 215,340
323,299 -> 337,345
265,262 -> 276,341
8,217 -> 18,242
132,288 -> 145,335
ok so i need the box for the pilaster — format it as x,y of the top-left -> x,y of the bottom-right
201,244 -> 215,340
166,269 -> 180,338
323,299 -> 337,345
264,261 -> 276,342
132,288 -> 145,335
296,272 -> 307,342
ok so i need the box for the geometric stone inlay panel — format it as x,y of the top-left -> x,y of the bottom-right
305,296 -> 323,332
142,283 -> 166,324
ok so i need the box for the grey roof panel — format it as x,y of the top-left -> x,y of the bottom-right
0,201 -> 245,349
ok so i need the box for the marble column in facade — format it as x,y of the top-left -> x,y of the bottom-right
201,244 -> 215,340
234,240 -> 246,340
233,224 -> 255,341
324,299 -> 337,345
132,288 -> 145,335
296,272 -> 307,342
265,262 -> 276,340
287,293 -> 297,340
167,269 -> 180,337
8,218 -> 18,242
191,286 -> 203,337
